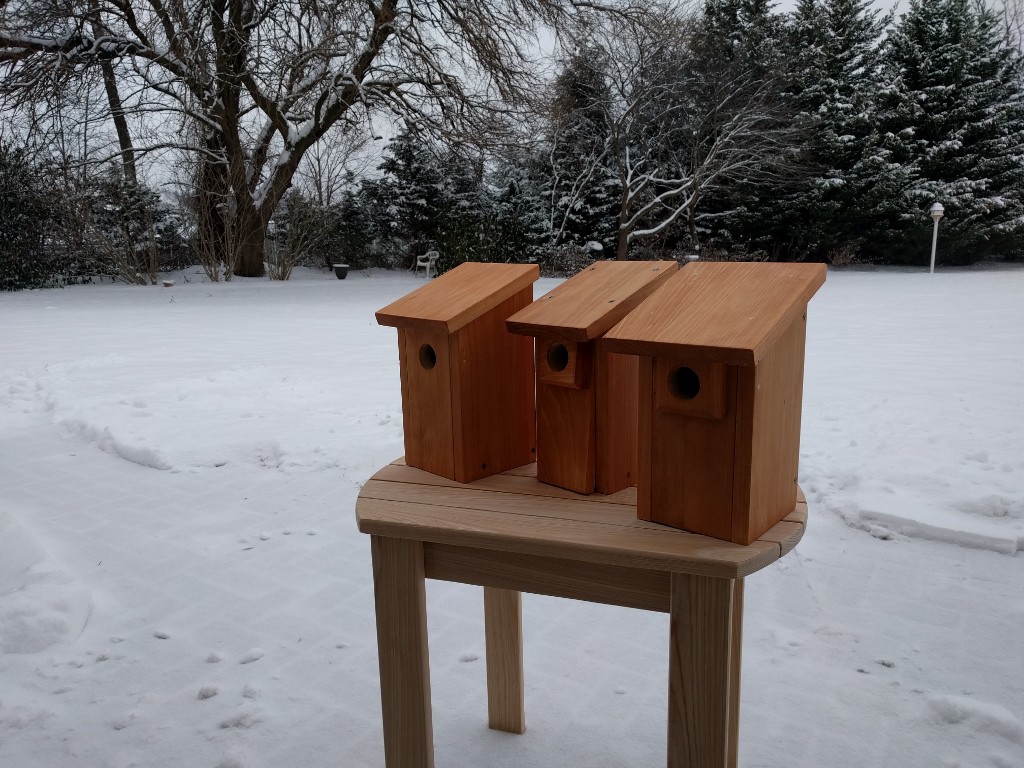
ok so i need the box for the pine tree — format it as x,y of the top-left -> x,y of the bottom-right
874,0 -> 1024,262
774,0 -> 891,258
375,127 -> 447,265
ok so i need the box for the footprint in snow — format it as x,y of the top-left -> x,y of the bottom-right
239,648 -> 264,664
197,686 -> 218,700
459,653 -> 479,663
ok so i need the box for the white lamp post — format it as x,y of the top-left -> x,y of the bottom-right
929,202 -> 944,274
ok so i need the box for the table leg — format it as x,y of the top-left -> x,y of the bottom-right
728,579 -> 744,768
667,573 -> 739,768
371,536 -> 434,768
484,587 -> 525,733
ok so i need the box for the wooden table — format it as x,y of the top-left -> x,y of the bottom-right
356,459 -> 807,768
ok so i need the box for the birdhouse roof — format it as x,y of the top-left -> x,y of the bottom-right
505,261 -> 678,342
602,262 -> 826,366
376,262 -> 540,333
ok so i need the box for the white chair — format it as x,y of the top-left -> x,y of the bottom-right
415,250 -> 439,278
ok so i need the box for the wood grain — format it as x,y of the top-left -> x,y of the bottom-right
536,381 -> 596,493
484,587 -> 525,734
668,573 -> 736,768
594,349 -> 639,495
647,367 -> 738,541
357,460 -> 806,577
400,327 -> 456,479
506,260 -> 677,341
377,263 -> 539,333
369,461 -> 637,507
603,262 -> 826,366
371,536 -> 434,768
727,579 -> 744,768
356,497 -> 780,579
424,542 -> 671,613
536,337 -> 592,389
449,287 -> 536,483
732,314 -> 807,545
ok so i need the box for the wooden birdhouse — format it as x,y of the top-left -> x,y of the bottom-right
602,262 -> 826,544
376,262 -> 540,483
505,261 -> 677,495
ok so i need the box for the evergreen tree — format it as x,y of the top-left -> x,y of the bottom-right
773,0 -> 891,258
376,127 -> 446,264
0,145 -> 54,290
874,0 -> 1024,262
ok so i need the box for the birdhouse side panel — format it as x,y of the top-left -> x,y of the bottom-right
594,349 -> 639,495
449,288 -> 536,483
636,357 -> 655,521
733,314 -> 807,545
537,383 -> 597,494
399,327 -> 456,479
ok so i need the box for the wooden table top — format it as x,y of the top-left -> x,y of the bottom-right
356,459 -> 807,579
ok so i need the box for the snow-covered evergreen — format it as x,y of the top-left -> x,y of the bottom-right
873,0 -> 1024,262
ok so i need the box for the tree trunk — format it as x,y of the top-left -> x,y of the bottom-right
99,60 -> 137,187
233,200 -> 267,277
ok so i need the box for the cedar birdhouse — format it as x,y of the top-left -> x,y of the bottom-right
505,261 -> 677,495
603,262 -> 826,544
376,262 -> 540,483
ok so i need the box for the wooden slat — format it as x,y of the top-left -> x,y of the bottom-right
668,573 -> 736,768
356,497 -> 780,578
361,479 -> 674,532
756,521 -> 804,557
424,543 -> 670,613
369,462 -> 637,507
506,261 -> 677,341
483,587 -> 525,734
371,536 -> 434,768
376,263 -> 539,333
603,263 -> 826,366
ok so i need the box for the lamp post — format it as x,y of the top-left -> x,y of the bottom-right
929,202 -> 944,274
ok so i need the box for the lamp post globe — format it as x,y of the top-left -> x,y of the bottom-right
929,203 -> 944,273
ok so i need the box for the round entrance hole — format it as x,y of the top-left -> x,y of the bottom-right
419,344 -> 437,370
667,366 -> 701,400
546,343 -> 570,373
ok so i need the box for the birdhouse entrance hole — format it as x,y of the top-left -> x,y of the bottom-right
667,366 -> 701,400
546,343 -> 570,373
419,344 -> 437,370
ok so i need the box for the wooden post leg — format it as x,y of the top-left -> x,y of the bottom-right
667,573 -> 738,768
371,536 -> 434,768
484,586 -> 526,734
727,579 -> 744,768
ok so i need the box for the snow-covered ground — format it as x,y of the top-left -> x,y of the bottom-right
1,264 -> 1021,768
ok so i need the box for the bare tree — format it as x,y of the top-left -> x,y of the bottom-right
548,8 -> 802,258
1,0 -> 635,277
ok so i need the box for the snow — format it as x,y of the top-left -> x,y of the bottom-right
0,263 -> 1022,767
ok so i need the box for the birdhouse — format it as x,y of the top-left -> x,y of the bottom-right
602,262 -> 826,544
376,262 -> 540,483
505,261 -> 677,495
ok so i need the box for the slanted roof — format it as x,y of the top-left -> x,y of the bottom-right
602,262 -> 826,366
376,263 -> 540,333
505,261 -> 678,342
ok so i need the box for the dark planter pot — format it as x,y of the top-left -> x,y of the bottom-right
333,264 -> 349,280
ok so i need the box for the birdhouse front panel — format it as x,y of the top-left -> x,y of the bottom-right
506,261 -> 678,496
604,262 -> 825,544
398,326 -> 456,479
377,263 -> 540,483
